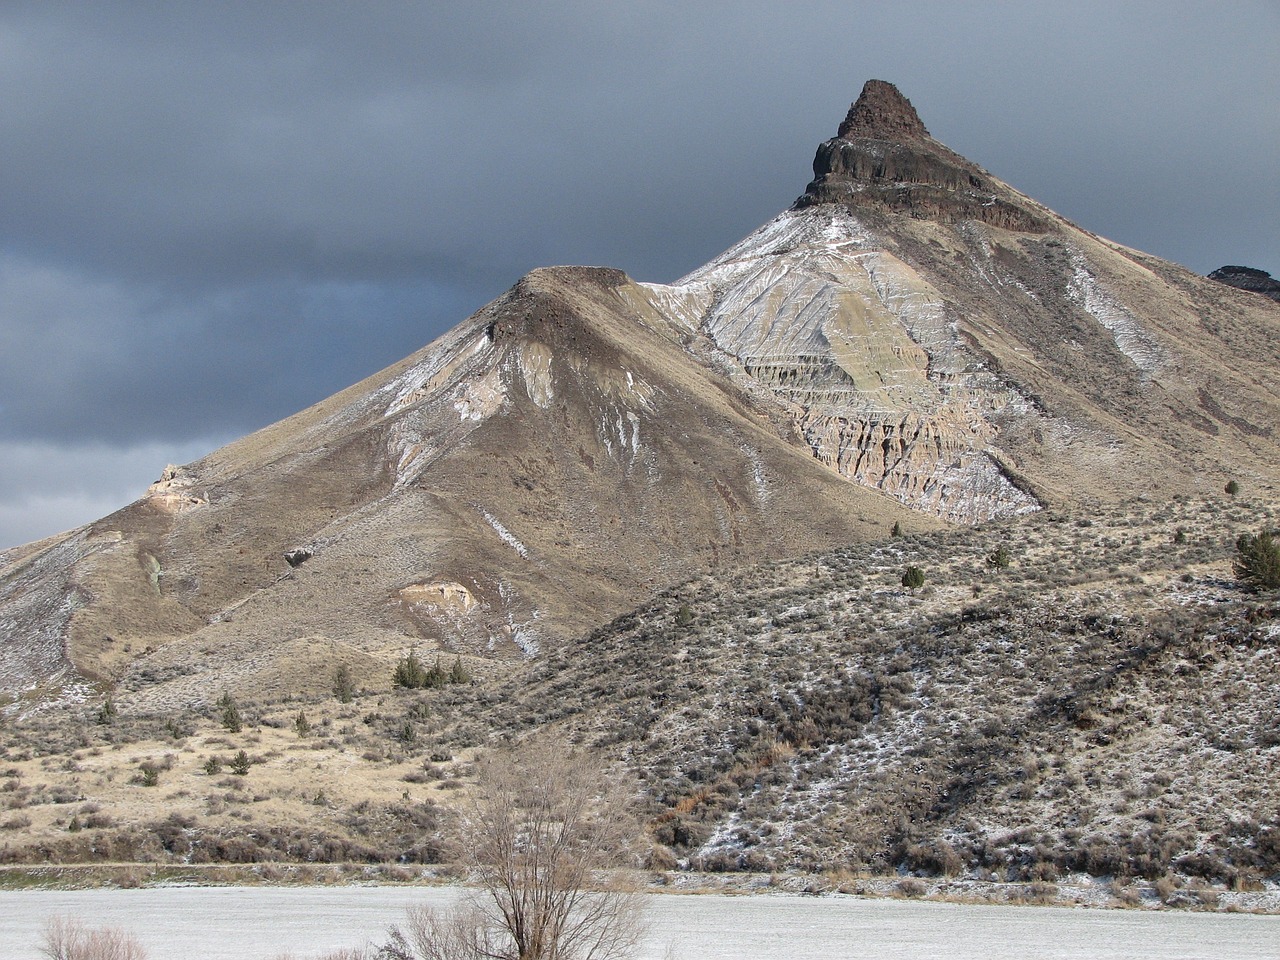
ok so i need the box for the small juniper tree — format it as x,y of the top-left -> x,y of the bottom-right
333,663 -> 355,703
95,697 -> 117,726
218,692 -> 242,733
901,566 -> 926,590
1225,479 -> 1241,496
449,656 -> 471,685
1234,529 -> 1280,591
424,657 -> 448,690
393,650 -> 429,689
891,521 -> 903,537
229,749 -> 252,776
986,545 -> 1011,570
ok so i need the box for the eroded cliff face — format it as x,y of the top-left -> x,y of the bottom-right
639,80 -> 1280,524
642,205 -> 1040,523
632,82 -> 1057,522
796,80 -> 1050,233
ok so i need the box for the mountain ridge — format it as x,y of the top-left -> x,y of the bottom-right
2,79 -> 1278,719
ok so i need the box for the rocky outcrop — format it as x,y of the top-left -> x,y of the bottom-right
835,79 -> 930,142
1209,265 -> 1280,303
145,464 -> 206,512
796,80 -> 1050,233
799,409 -> 1038,523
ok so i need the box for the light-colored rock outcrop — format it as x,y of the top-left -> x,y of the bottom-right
642,206 -> 1040,523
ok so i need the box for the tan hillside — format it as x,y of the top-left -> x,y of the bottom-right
1,264 -> 922,714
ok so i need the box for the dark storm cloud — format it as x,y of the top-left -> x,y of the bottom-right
1,1 -> 1277,547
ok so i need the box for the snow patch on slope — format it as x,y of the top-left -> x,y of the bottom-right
0,531 -> 110,697
383,330 -> 495,417
478,509 -> 529,560
495,580 -> 540,658
1067,252 -> 1164,374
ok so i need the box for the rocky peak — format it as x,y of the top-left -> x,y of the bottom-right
795,80 -> 1049,233
836,79 -> 928,142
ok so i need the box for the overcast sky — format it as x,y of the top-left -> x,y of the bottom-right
2,1 -> 1277,549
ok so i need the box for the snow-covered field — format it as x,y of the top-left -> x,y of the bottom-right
1,886 -> 1276,960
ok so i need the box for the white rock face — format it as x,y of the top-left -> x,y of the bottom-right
642,207 -> 1040,523
398,580 -> 477,614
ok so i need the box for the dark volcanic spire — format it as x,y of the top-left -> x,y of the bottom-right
836,79 -> 928,142
794,80 -> 1049,232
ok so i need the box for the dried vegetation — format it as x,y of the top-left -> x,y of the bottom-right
2,491 -> 1279,901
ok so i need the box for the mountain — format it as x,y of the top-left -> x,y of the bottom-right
2,79 -> 1278,722
2,81 -> 1279,896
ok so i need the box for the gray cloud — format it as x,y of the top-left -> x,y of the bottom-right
1,1 -> 1277,547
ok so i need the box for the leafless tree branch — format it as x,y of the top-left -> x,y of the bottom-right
385,736 -> 645,960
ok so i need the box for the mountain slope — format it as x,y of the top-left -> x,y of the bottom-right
1,266 -> 920,713
3,490 -> 1277,896
643,81 -> 1280,521
490,492 -> 1280,885
2,80 -> 1278,716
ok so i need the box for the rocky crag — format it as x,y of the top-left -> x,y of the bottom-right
1209,265 -> 1280,303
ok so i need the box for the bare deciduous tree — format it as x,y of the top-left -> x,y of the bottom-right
385,737 -> 645,960
39,917 -> 148,960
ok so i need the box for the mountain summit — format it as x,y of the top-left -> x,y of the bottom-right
836,79 -> 929,141
799,79 -> 1047,231
2,83 -> 1278,715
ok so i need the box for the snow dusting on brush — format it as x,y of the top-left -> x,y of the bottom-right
743,445 -> 769,503
478,509 -> 528,559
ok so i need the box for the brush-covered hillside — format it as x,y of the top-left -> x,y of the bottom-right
2,489 -> 1277,902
